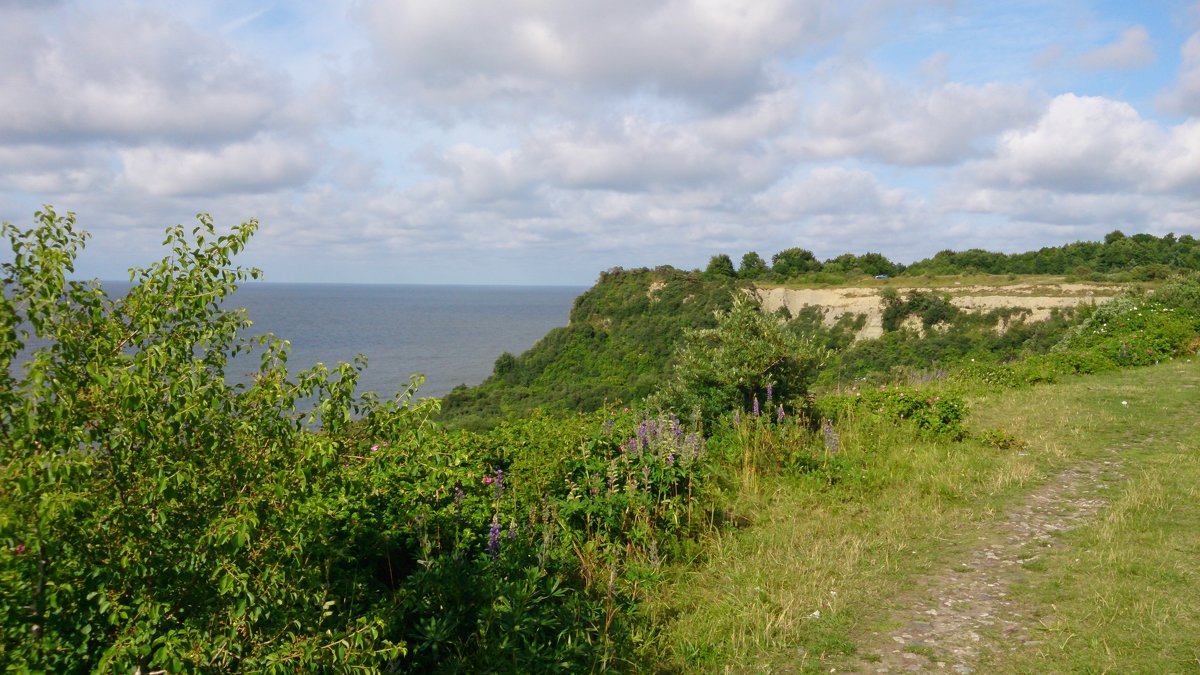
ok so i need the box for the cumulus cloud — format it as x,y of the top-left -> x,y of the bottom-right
1158,32 -> 1200,115
791,62 -> 1039,165
0,7 -> 287,144
964,94 -> 1200,195
945,94 -> 1200,242
357,0 -> 937,111
1078,25 -> 1155,71
120,137 -> 320,197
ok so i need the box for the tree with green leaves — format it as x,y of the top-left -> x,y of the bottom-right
705,253 -> 737,278
738,251 -> 769,279
771,247 -> 822,278
1,208 -> 430,672
652,293 -> 825,422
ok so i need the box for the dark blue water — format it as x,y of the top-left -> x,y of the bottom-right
9,283 -> 584,400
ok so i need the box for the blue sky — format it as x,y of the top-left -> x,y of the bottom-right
2,0 -> 1199,284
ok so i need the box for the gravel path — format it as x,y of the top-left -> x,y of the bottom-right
844,457 -> 1122,673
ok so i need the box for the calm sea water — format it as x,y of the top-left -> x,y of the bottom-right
230,283 -> 583,398
11,283 -> 584,400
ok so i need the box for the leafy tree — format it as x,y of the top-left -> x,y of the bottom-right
705,253 -> 737,278
653,293 -> 825,422
1,208 -> 423,671
771,248 -> 822,278
738,251 -> 769,279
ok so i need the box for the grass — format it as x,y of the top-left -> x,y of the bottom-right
646,358 -> 1200,672
977,360 -> 1200,673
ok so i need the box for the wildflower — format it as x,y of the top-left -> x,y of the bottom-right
370,444 -> 380,452
753,396 -> 760,417
453,486 -> 465,507
734,411 -> 741,427
14,543 -> 24,556
492,469 -> 505,499
488,520 -> 502,559
777,405 -> 785,423
507,523 -> 517,541
822,419 -> 840,455
482,475 -> 494,485
666,453 -> 675,467
766,383 -> 773,401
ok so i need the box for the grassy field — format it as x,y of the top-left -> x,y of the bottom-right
647,358 -> 1200,672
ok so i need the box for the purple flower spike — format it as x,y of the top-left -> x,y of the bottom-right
777,405 -> 785,423
753,396 -> 760,417
488,520 -> 502,559
734,411 -> 741,427
766,384 -> 773,401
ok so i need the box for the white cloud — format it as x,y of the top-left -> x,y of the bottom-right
791,62 -> 1039,165
357,0 -> 937,111
0,7 -> 288,144
120,137 -> 320,197
1158,31 -> 1200,115
944,94 -> 1200,243
965,94 -> 1190,194
1078,25 -> 1155,71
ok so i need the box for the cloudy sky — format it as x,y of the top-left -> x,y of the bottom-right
2,0 -> 1199,285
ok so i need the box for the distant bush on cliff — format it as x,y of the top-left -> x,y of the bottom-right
438,267 -> 737,430
722,231 -> 1200,284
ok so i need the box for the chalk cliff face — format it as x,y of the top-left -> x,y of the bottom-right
751,283 -> 1119,340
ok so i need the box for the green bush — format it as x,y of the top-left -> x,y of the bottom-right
652,294 -> 825,423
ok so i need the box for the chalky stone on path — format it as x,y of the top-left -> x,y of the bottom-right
845,457 -> 1120,673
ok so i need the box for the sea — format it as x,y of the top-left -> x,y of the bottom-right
10,282 -> 586,400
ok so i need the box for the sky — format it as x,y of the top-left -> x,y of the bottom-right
2,0 -> 1199,285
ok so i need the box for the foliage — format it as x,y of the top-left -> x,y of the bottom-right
1,208 -> 416,671
819,386 -> 967,438
902,231 -> 1200,278
880,289 -> 960,332
738,251 -> 769,279
652,294 -> 825,423
0,209 -> 723,673
439,266 -> 737,430
705,254 -> 737,278
770,247 -> 822,278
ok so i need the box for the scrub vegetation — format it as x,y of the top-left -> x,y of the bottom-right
3,208 -> 1199,672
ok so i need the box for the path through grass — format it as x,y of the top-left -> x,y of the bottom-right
648,359 -> 1200,673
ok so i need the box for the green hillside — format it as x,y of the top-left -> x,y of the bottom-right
438,266 -> 737,429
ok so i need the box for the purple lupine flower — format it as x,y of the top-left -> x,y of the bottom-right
637,421 -> 650,450
822,419 -> 840,455
766,383 -> 773,401
453,485 -> 465,507
492,469 -> 505,500
602,418 -> 614,435
488,520 -> 502,559
666,453 -> 675,467
777,405 -> 785,423
734,411 -> 741,427
507,523 -> 517,541
753,396 -> 760,417
626,437 -> 639,456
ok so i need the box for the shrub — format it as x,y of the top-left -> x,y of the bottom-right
652,294 -> 825,423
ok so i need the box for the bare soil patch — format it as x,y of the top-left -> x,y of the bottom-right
751,284 -> 1115,340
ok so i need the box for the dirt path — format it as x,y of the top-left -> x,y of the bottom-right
844,456 -> 1123,673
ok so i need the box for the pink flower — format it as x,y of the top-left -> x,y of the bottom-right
370,445 -> 380,452
483,476 -> 494,485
